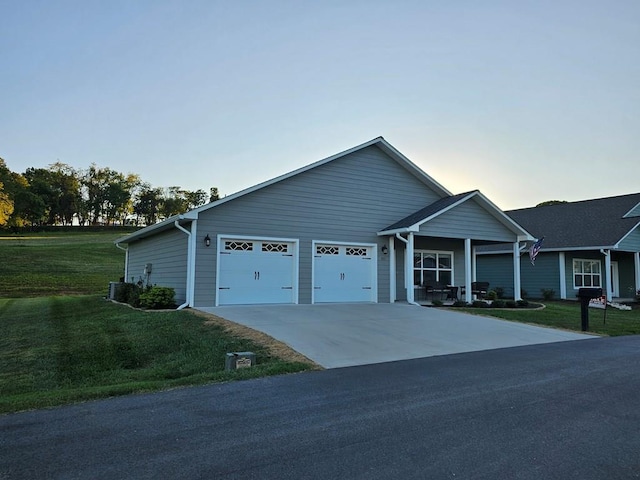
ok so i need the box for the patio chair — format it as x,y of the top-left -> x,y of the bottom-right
471,282 -> 490,299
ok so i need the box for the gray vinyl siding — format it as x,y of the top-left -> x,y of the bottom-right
564,252 -> 603,299
194,145 -> 443,307
618,227 -> 640,251
520,252 -> 560,299
418,199 -> 517,241
477,252 -> 560,299
476,255 -> 515,297
126,228 -> 189,305
614,252 -> 637,297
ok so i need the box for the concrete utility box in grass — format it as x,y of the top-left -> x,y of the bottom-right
225,352 -> 256,371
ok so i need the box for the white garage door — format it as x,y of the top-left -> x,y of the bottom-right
313,243 -> 375,303
218,238 -> 296,305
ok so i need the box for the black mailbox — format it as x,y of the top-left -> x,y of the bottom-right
576,287 -> 603,331
577,287 -> 603,299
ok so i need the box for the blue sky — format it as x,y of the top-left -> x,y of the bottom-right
1,0 -> 638,209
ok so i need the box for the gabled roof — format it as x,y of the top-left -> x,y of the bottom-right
377,190 -> 534,240
116,137 -> 452,245
506,193 -> 640,251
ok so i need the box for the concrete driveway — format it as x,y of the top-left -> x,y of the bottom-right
199,303 -> 595,368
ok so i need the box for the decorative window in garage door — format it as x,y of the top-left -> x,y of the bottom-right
262,242 -> 289,253
316,245 -> 339,255
346,247 -> 368,256
224,241 -> 254,251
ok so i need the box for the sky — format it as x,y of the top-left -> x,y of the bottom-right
1,0 -> 639,210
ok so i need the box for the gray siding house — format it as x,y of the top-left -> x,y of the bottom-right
115,137 -> 534,308
477,193 -> 640,301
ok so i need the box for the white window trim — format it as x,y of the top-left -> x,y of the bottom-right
413,249 -> 455,287
572,258 -> 602,290
215,234 -> 299,307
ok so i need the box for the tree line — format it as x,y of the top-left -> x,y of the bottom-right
0,158 -> 219,228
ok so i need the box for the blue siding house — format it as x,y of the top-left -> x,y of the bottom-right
477,194 -> 640,301
115,137 -> 534,308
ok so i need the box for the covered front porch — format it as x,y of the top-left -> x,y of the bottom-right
377,191 -> 535,306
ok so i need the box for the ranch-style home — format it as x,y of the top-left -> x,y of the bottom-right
115,137 -> 535,308
476,193 -> 640,302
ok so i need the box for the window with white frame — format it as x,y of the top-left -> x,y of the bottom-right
573,259 -> 601,288
414,251 -> 453,286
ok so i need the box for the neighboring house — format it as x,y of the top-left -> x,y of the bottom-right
115,137 -> 534,308
477,193 -> 640,301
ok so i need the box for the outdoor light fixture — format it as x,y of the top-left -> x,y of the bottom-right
204,234 -> 211,247
381,245 -> 388,255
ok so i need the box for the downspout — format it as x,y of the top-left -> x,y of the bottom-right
115,242 -> 128,283
174,221 -> 194,310
395,233 -> 420,306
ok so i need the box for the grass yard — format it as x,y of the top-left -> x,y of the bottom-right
0,295 -> 315,414
0,231 -> 127,297
454,300 -> 640,336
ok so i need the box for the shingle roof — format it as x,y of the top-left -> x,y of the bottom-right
506,193 -> 640,250
381,191 -> 476,232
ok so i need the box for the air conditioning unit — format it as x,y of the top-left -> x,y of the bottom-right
108,282 -> 124,300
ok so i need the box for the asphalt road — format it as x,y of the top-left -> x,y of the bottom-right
2,336 -> 640,479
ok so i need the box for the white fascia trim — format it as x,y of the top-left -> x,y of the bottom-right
377,226 -> 419,236
115,212 -> 199,244
215,234 -> 300,307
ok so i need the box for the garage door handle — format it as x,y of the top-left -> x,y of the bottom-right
281,286 -> 293,290
219,287 -> 230,290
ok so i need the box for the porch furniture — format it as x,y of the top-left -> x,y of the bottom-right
446,286 -> 459,301
471,281 -> 490,299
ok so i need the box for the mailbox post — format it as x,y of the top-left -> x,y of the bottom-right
576,287 -> 603,331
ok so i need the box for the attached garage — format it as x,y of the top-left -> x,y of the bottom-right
313,242 -> 377,303
217,236 -> 298,305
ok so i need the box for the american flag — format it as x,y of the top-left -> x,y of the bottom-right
529,237 -> 545,265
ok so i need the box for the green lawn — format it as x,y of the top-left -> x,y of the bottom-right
0,295 -> 312,414
0,231 -> 127,297
453,301 -> 640,336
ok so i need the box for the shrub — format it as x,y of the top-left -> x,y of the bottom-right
486,290 -> 498,300
114,283 -> 142,308
541,288 -> 555,301
432,299 -> 444,307
506,300 -> 517,308
472,300 -> 488,308
491,300 -> 506,308
494,287 -> 505,299
139,286 -> 176,310
517,299 -> 530,308
452,300 -> 468,307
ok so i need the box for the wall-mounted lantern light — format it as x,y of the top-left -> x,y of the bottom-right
381,245 -> 388,255
204,234 -> 211,247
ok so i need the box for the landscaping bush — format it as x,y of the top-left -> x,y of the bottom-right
491,300 -> 506,308
453,300 -> 468,307
486,290 -> 498,300
506,300 -> 517,308
517,299 -> 530,308
472,300 -> 488,308
541,288 -> 555,300
139,286 -> 176,310
432,299 -> 444,307
114,283 -> 142,307
494,287 -> 505,299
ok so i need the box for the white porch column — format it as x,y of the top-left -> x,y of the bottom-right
406,233 -> 415,304
464,238 -> 472,303
603,249 -> 612,301
558,252 -> 567,299
389,236 -> 396,303
513,242 -> 522,301
635,252 -> 640,295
